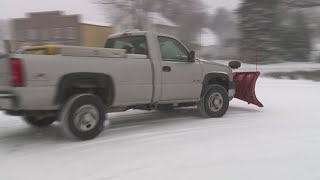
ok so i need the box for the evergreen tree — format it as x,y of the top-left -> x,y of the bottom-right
280,12 -> 311,62
239,0 -> 283,63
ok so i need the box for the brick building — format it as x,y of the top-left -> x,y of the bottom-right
13,11 -> 80,48
12,11 -> 113,49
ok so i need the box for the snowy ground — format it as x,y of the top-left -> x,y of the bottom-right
240,62 -> 320,73
1,77 -> 320,180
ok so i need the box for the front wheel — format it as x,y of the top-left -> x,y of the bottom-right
197,85 -> 229,118
59,94 -> 107,140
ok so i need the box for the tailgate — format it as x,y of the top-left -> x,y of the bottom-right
0,54 -> 9,87
0,54 -> 15,110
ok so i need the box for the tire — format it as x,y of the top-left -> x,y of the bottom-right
23,116 -> 56,128
59,94 -> 107,140
197,85 -> 229,118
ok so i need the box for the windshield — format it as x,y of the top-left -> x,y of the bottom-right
158,36 -> 189,61
105,36 -> 148,55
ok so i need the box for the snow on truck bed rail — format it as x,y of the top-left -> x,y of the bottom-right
60,46 -> 127,58
22,45 -> 149,59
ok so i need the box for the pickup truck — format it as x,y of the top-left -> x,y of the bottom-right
0,31 -> 262,140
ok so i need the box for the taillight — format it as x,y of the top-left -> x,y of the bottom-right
10,58 -> 25,87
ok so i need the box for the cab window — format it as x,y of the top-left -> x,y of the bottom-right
158,36 -> 189,62
105,36 -> 148,55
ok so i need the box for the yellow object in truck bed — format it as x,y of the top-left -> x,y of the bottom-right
23,45 -> 60,55
21,45 -> 127,58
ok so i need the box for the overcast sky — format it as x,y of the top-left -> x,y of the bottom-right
0,0 -> 240,22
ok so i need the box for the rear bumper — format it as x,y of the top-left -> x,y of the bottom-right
0,86 -> 58,111
0,93 -> 17,110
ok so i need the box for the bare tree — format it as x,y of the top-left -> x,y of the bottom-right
156,0 -> 208,48
96,0 -> 156,28
96,0 -> 208,49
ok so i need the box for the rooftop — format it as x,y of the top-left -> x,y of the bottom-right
147,12 -> 178,27
81,21 -> 113,27
199,28 -> 220,46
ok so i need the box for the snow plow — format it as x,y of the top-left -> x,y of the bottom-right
233,71 -> 264,107
228,61 -> 263,107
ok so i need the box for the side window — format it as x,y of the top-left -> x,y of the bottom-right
158,36 -> 189,61
105,36 -> 148,55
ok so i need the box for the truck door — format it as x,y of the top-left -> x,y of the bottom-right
158,36 -> 202,101
105,36 -> 153,105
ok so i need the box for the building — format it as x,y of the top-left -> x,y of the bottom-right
199,28 -> 239,60
0,19 -> 13,52
80,21 -> 113,47
12,11 -> 113,49
146,12 -> 179,37
113,12 -> 179,37
13,11 -> 81,48
0,20 -> 12,40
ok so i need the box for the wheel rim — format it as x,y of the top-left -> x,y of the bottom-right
74,105 -> 99,132
208,93 -> 224,112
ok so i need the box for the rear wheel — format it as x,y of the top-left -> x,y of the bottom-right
59,94 -> 107,140
23,116 -> 56,128
197,85 -> 229,118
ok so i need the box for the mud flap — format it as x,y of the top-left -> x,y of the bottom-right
233,72 -> 264,107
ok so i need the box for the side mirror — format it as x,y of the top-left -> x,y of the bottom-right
228,61 -> 241,69
188,50 -> 196,62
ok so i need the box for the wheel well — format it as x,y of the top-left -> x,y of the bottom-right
55,73 -> 114,106
202,73 -> 230,96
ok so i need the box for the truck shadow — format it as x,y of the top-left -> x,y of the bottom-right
109,106 -> 261,129
0,106 -> 262,147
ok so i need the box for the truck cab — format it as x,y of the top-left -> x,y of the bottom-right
105,31 -> 235,104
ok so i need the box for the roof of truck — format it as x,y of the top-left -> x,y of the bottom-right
108,30 -> 177,40
108,30 -> 148,38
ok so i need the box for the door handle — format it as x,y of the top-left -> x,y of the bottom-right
162,66 -> 171,72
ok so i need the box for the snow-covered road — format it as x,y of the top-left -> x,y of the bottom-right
1,78 -> 320,180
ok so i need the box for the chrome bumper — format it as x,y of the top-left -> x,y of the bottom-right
0,93 -> 15,110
